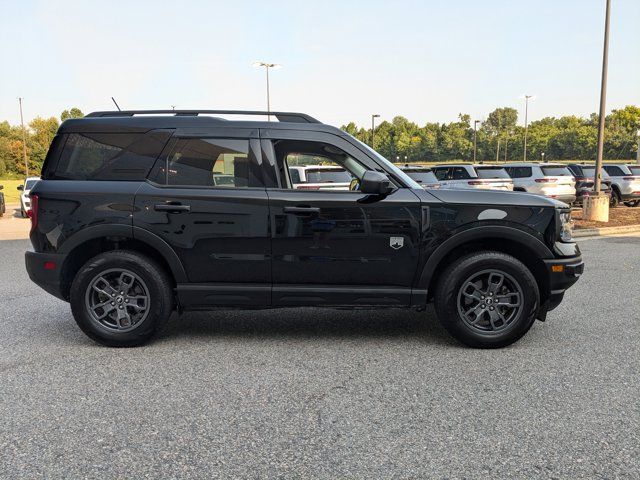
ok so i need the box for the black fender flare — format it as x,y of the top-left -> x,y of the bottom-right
58,224 -> 188,283
417,225 -> 554,290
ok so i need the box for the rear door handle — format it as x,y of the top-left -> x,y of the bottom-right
154,203 -> 191,213
283,206 -> 321,214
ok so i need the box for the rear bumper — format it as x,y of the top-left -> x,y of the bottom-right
543,255 -> 584,312
25,250 -> 68,301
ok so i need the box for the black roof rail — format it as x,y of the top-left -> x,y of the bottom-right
85,110 -> 321,124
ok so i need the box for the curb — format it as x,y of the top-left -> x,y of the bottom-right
574,224 -> 640,238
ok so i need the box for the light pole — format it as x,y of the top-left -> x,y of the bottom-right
371,114 -> 380,149
473,120 -> 480,163
253,62 -> 282,120
636,130 -> 640,165
541,152 -> 546,162
18,97 -> 28,177
523,94 -> 533,161
593,0 -> 611,197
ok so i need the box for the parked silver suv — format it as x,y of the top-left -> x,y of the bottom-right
602,164 -> 640,207
431,164 -> 513,191
503,163 -> 576,204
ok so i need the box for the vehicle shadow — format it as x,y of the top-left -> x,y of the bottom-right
159,306 -> 456,346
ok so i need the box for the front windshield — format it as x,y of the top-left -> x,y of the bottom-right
346,134 -> 422,189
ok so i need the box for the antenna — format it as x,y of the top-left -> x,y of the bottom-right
111,97 -> 122,111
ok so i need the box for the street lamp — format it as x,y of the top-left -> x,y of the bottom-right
523,94 -> 534,161
18,97 -> 28,177
371,114 -> 380,149
253,61 -> 282,120
541,152 -> 546,162
473,120 -> 480,163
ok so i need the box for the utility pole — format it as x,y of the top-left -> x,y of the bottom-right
584,0 -> 611,222
636,130 -> 640,165
504,131 -> 509,162
594,0 -> 611,196
18,97 -> 28,177
371,114 -> 380,149
523,95 -> 533,161
473,120 -> 480,163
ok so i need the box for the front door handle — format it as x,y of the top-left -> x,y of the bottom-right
154,203 -> 191,213
283,206 -> 321,214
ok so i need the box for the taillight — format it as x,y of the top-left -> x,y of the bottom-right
535,177 -> 557,183
29,194 -> 38,233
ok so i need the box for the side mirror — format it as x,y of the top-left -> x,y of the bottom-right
360,171 -> 393,195
0,185 -> 3,190
17,185 -> 23,191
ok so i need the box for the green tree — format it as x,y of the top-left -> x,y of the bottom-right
60,108 -> 84,121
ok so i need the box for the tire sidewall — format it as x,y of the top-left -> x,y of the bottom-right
70,252 -> 172,347
436,253 -> 539,348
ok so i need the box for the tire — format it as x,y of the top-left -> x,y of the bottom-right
434,251 -> 539,348
70,250 -> 174,347
21,209 -> 26,218
610,191 -> 620,208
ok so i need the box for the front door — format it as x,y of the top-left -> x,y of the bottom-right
134,127 -> 271,306
260,129 -> 423,307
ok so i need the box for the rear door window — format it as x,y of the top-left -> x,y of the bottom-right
53,131 -> 171,181
156,138 -> 263,188
451,167 -> 472,180
541,166 -> 572,176
475,167 -> 510,179
433,168 -> 450,181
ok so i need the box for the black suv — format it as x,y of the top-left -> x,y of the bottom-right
25,110 -> 583,348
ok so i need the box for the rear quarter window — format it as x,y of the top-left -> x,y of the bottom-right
541,166 -> 572,176
51,131 -> 171,181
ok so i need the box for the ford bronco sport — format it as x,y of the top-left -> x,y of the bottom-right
25,110 -> 583,348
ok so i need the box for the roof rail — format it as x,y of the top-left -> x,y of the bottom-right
85,110 -> 321,124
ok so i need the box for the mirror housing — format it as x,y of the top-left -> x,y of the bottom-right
17,185 -> 23,191
0,185 -> 3,190
360,171 -> 393,195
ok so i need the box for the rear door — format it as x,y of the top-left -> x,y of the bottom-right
134,127 -> 271,307
260,128 -> 423,307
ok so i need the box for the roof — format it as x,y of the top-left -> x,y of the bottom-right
58,110 -> 346,136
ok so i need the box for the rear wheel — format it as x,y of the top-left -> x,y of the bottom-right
434,251 -> 539,348
70,250 -> 174,347
610,191 -> 620,208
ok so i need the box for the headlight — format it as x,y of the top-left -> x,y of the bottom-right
558,210 -> 573,242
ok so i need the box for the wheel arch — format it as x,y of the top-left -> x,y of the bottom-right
419,226 -> 553,303
58,225 -> 187,301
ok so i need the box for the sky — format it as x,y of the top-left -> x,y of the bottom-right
0,0 -> 639,128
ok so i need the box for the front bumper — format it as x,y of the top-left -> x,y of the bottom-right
542,254 -> 584,312
25,250 -> 68,301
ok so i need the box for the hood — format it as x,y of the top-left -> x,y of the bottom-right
427,188 -> 567,208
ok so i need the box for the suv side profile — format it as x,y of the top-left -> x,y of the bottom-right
26,110 -> 583,349
503,163 -> 576,204
602,164 -> 640,207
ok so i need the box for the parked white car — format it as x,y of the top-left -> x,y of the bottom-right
431,164 -> 514,191
602,164 -> 640,207
399,165 -> 440,189
288,165 -> 352,190
17,176 -> 40,217
503,163 -> 576,204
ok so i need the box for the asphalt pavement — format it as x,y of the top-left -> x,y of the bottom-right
1,235 -> 638,478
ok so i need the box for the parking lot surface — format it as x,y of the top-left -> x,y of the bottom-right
1,235 -> 638,478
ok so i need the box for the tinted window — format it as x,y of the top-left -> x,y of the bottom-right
305,169 -> 352,183
404,170 -> 438,183
475,167 -> 510,179
451,167 -> 472,180
506,167 -> 532,178
582,168 -> 610,179
541,166 -> 572,176
289,169 -> 301,183
604,166 -> 626,176
25,179 -> 39,189
161,138 -> 262,188
54,131 -> 170,180
433,168 -> 450,181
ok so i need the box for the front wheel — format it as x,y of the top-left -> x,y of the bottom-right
610,191 -> 620,208
434,251 -> 539,348
70,250 -> 174,347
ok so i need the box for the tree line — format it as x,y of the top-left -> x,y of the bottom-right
342,105 -> 640,163
0,105 -> 638,177
0,108 -> 83,177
